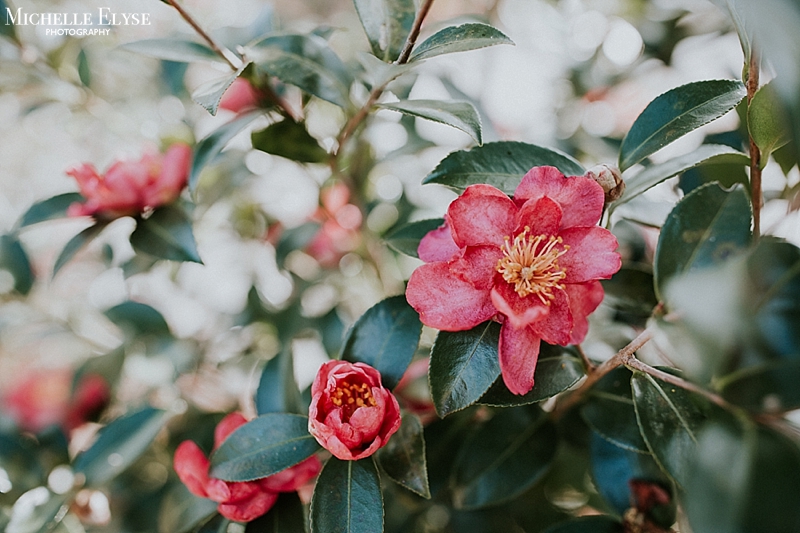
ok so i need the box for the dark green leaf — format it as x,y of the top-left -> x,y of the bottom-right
619,80 -> 746,171
451,406 -> 557,509
104,301 -> 170,338
429,321 -> 501,417
384,218 -> 444,258
246,492 -> 306,533
275,222 -> 320,266
210,413 -> 319,482
310,457 -> 383,533
77,48 -> 91,87
378,100 -> 483,144
478,349 -> 585,407
541,516 -> 624,533
16,193 -> 85,229
120,38 -> 224,64
130,205 -> 202,263
353,0 -> 415,62
157,483 -> 218,533
256,349 -> 303,415
719,360 -> 800,412
423,141 -> 584,195
409,23 -> 514,62
247,34 -> 352,108
654,183 -> 751,301
190,110 -> 263,193
52,222 -> 106,277
0,234 -> 33,294
192,63 -> 250,116
74,407 -> 168,486
341,295 -> 422,389
5,490 -> 68,533
377,413 -> 430,498
581,367 -> 648,453
615,144 -> 749,207
748,82 -> 791,165
73,347 -> 126,393
601,265 -> 658,322
251,119 -> 328,163
0,0 -> 19,44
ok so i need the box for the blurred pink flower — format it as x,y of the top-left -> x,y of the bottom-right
219,78 -> 265,113
174,412 -> 322,523
67,143 -> 191,219
306,183 -> 362,267
406,166 -> 621,395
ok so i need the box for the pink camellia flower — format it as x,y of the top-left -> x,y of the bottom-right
308,360 -> 401,461
406,166 -> 621,395
219,78 -> 265,113
306,183 -> 362,267
174,412 -> 322,522
66,143 -> 192,219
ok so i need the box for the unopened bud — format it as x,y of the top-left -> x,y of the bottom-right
585,164 -> 625,204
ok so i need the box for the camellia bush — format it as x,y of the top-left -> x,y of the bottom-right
2,0 -> 800,531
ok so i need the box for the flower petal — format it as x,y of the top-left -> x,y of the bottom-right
446,184 -> 517,247
418,223 -> 460,263
490,277 -> 550,329
559,227 -> 621,283
407,262 -> 496,331
515,196 -> 563,236
145,143 -> 191,206
173,441 -> 211,498
529,288 -> 572,346
498,324 -> 542,395
214,412 -> 248,449
565,281 -> 605,344
450,245 -> 504,290
260,456 -> 322,493
217,490 -> 278,522
514,167 -> 605,228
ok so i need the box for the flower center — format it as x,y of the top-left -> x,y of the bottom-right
331,380 -> 377,419
496,227 -> 569,304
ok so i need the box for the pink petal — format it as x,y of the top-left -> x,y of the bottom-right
514,167 -> 605,228
446,184 -> 517,247
450,245 -> 504,290
315,432 -> 357,461
376,388 -> 402,441
515,196 -> 563,237
406,262 -> 496,331
498,324 -> 542,395
144,143 -> 191,206
324,409 -> 364,449
559,227 -> 621,283
66,164 -> 102,197
348,395 -> 386,443
173,441 -> 211,498
219,78 -> 262,113
490,278 -> 550,329
418,223 -> 460,263
529,288 -> 573,346
214,412 -> 248,449
260,456 -> 322,493
565,281 -> 605,344
217,490 -> 278,522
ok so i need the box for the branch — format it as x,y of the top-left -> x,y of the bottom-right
747,48 -> 762,239
397,0 -> 436,64
164,0 -> 241,71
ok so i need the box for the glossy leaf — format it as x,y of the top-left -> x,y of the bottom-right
451,406 -> 557,509
0,234 -> 33,295
384,218 -> 444,258
192,63 -> 250,116
601,265 -> 658,323
409,23 -> 513,62
748,82 -> 791,166
52,222 -> 106,277
310,457 -> 383,533
247,34 -> 352,108
357,52 -> 413,89
581,367 -> 648,453
615,144 -> 749,207
478,348 -> 585,407
429,321 -> 501,417
251,119 -> 328,163
190,110 -> 263,193
541,516 -> 624,533
256,349 -> 303,415
120,38 -> 224,64
210,413 -> 320,482
423,141 -> 584,195
78,48 -> 91,87
16,192 -> 84,229
655,183 -> 751,301
157,483 -> 218,533
377,413 -> 430,498
104,301 -> 170,338
719,360 -> 800,412
341,295 -> 422,389
74,407 -> 168,486
246,492 -> 306,533
378,100 -> 482,144
619,80 -> 746,171
130,206 -> 202,263
353,0 -> 415,62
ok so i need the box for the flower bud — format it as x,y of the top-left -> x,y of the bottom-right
585,163 -> 625,204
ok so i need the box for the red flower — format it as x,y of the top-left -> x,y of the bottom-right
67,143 -> 191,219
219,78 -> 265,113
174,413 -> 322,522
406,166 -> 621,395
306,183 -> 362,267
308,360 -> 401,461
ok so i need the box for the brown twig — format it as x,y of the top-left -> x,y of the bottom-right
164,0 -> 240,71
746,48 -> 762,239
576,344 -> 596,373
397,0 -> 436,64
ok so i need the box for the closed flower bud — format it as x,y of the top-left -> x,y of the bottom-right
584,163 -> 625,203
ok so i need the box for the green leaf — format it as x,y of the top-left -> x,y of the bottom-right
310,457 -> 384,533
52,222 -> 106,277
192,63 -> 250,116
601,265 -> 658,322
429,321 -> 501,417
376,413 -> 430,498
246,492 -> 306,533
423,141 -> 585,195
251,119 -> 328,163
210,413 -> 320,482
719,360 -> 800,412
120,38 -> 224,64
353,0 -> 415,62
190,110 -> 263,193
356,52 -> 412,89
16,193 -> 85,229
5,489 -> 68,533
130,205 -> 202,263
157,483 -> 218,533
378,100 -> 483,144
341,295 -> 422,390
74,407 -> 168,486
72,346 -> 125,393
275,222 -> 320,266
581,367 -> 648,453
748,82 -> 791,165
409,23 -> 514,62
246,34 -> 353,108
451,406 -> 557,509
0,234 -> 33,294
654,182 -> 751,301
619,80 -> 746,171
0,0 -> 19,44
615,144 -> 749,207
542,516 -> 624,533
478,349 -> 585,407
384,218 -> 444,258
104,301 -> 171,338
77,48 -> 91,87
256,349 -> 304,415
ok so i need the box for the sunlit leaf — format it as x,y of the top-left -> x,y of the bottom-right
353,0 -> 415,62
120,38 -> 224,64
52,222 -> 107,277
192,63 -> 250,116
409,23 -> 513,62
378,100 -> 483,144
748,82 -> 791,165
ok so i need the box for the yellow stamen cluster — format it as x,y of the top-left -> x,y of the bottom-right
496,227 -> 569,304
330,381 -> 377,419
